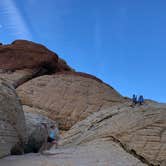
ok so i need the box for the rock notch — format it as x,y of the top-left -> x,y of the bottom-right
0,40 -> 71,87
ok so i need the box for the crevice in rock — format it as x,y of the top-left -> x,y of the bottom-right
159,127 -> 166,139
97,112 -> 118,123
107,136 -> 159,166
14,68 -> 51,88
87,112 -> 118,131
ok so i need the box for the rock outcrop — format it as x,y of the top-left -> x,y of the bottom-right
23,106 -> 56,153
0,40 -> 71,87
0,138 -> 146,166
24,105 -> 56,137
0,39 -> 165,166
17,72 -> 126,130
59,101 -> 166,165
0,69 -> 42,88
0,79 -> 26,158
0,40 -> 71,72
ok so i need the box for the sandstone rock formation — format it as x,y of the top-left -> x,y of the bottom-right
23,106 -> 56,153
24,105 -> 56,137
0,40 -> 71,87
0,69 -> 42,88
59,101 -> 166,165
17,72 -> 126,130
0,40 -> 71,72
0,79 -> 26,158
0,138 -> 146,166
0,39 -> 165,166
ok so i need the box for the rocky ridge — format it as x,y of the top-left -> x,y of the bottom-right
59,101 -> 166,165
16,73 -> 125,130
0,40 -> 165,166
0,40 -> 71,87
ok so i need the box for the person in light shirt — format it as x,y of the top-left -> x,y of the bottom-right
47,124 -> 60,148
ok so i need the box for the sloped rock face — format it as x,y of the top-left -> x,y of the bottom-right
60,101 -> 166,165
0,79 -> 26,158
16,73 -> 126,130
0,40 -> 71,87
0,138 -> 146,166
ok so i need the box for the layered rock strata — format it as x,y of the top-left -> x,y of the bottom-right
60,101 -> 166,165
0,79 -> 26,158
0,40 -> 71,87
17,73 -> 126,130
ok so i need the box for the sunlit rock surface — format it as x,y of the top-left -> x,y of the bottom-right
0,138 -> 146,166
17,73 -> 126,130
60,101 -> 166,165
0,79 -> 26,157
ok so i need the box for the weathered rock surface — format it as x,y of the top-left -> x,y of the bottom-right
0,39 -> 165,166
0,40 -> 71,88
0,69 -> 42,88
0,79 -> 26,158
24,105 -> 56,137
17,73 -> 126,130
59,101 -> 166,165
0,40 -> 71,72
23,105 -> 56,153
0,138 -> 146,166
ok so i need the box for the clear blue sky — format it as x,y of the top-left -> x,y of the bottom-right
0,0 -> 166,102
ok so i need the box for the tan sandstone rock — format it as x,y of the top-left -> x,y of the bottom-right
0,138 -> 146,166
16,72 -> 126,130
0,79 -> 26,158
60,101 -> 166,165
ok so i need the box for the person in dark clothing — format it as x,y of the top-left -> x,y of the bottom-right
138,95 -> 144,105
132,94 -> 137,105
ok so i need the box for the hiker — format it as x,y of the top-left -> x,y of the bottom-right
132,94 -> 137,105
39,123 -> 60,152
47,124 -> 60,148
138,95 -> 144,105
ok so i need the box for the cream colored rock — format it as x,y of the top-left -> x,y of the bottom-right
60,101 -> 166,165
0,138 -> 146,166
0,79 -> 26,158
16,73 -> 125,130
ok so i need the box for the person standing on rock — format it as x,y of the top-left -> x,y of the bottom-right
138,95 -> 144,105
47,124 -> 60,148
132,94 -> 137,105
40,123 -> 60,152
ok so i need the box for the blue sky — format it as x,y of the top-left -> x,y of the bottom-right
0,0 -> 166,102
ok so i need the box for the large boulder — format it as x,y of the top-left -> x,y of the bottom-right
23,105 -> 56,153
16,72 -> 126,130
0,40 -> 71,88
0,79 -> 26,157
60,101 -> 166,165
